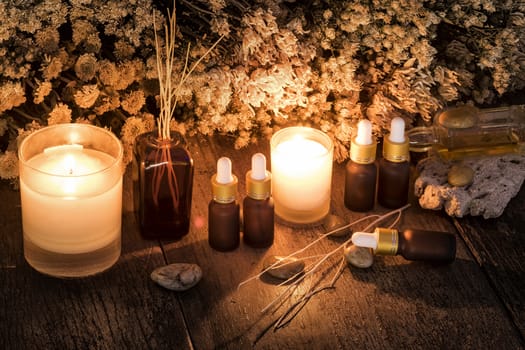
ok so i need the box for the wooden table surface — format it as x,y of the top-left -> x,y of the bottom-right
1,135 -> 524,349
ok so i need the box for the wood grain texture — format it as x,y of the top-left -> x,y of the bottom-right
160,135 -> 524,349
1,134 -> 524,349
454,184 -> 525,340
0,179 -> 192,349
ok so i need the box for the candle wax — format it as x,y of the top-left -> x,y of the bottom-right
20,146 -> 122,254
271,137 -> 332,223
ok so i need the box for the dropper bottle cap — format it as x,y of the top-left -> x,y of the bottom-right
383,117 -> 409,162
211,157 -> 238,203
352,227 -> 398,255
350,119 -> 377,164
246,153 -> 271,200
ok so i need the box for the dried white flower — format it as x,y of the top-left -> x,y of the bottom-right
114,40 -> 136,60
41,56 -> 63,81
74,84 -> 100,108
34,27 -> 60,53
0,0 -> 524,168
121,90 -> 146,115
0,82 -> 26,114
120,116 -> 147,165
47,103 -> 72,125
0,151 -> 19,180
98,60 -> 120,87
33,81 -> 53,104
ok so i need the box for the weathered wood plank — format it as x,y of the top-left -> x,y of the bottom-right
454,184 -> 525,340
2,134 -> 524,349
0,178 -> 192,349
160,135 -> 524,349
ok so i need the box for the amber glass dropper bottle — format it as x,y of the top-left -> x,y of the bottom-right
352,227 -> 456,263
208,157 -> 240,251
378,117 -> 410,209
243,153 -> 274,248
344,119 -> 378,212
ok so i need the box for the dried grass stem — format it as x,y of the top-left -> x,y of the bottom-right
150,2 -> 223,209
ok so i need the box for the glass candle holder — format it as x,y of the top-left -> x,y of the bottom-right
270,126 -> 334,224
18,124 -> 123,278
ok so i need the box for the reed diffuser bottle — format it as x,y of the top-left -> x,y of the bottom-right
135,3 -> 194,240
134,131 -> 193,240
133,4 -> 222,240
344,119 -> 377,212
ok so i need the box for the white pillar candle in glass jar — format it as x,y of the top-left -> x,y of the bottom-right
270,126 -> 334,224
18,124 -> 123,278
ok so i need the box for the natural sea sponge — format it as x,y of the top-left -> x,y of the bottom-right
414,154 -> 525,219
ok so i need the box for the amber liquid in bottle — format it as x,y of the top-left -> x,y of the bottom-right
208,201 -> 240,251
378,117 -> 410,209
134,132 -> 194,240
407,104 -> 525,160
208,157 -> 240,251
344,120 -> 378,212
377,159 -> 410,209
398,229 -> 456,263
345,161 -> 377,212
243,197 -> 274,248
352,227 -> 456,264
242,153 -> 274,248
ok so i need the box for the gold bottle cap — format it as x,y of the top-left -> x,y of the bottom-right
374,227 -> 398,255
212,157 -> 238,203
383,136 -> 410,162
211,174 -> 238,203
246,153 -> 271,200
383,117 -> 410,162
350,136 -> 377,164
246,170 -> 271,200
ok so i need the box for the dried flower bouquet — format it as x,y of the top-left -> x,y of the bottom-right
1,0 -> 524,182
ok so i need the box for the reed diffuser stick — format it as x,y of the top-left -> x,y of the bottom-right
151,1 -> 223,209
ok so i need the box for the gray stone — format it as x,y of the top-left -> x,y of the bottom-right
344,243 -> 374,269
263,255 -> 305,280
151,263 -> 202,291
414,155 -> 525,219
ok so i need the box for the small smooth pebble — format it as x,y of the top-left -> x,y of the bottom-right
438,106 -> 477,129
344,244 -> 374,269
447,164 -> 474,187
263,255 -> 305,280
322,214 -> 351,237
151,263 -> 202,291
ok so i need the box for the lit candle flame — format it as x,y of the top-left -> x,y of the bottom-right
61,154 -> 77,195
63,154 -> 76,176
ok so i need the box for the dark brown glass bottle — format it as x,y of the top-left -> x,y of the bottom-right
352,227 -> 456,263
133,131 -> 193,240
243,153 -> 274,248
344,120 -> 377,212
378,117 -> 410,209
345,162 -> 377,211
208,157 -> 240,251
377,159 -> 410,208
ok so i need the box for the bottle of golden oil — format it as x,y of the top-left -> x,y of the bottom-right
407,105 -> 525,160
